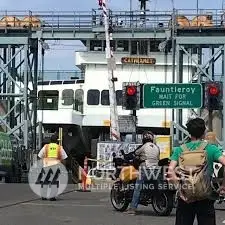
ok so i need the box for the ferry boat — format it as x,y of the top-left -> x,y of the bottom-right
36,11 -> 198,154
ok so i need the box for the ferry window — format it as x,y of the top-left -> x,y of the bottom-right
150,40 -> 161,52
90,40 -> 102,51
63,80 -> 76,84
51,81 -> 62,85
37,90 -> 59,110
131,41 -> 138,55
62,89 -> 74,106
37,81 -> 49,85
117,40 -> 129,52
131,40 -> 148,55
103,41 -> 115,51
101,90 -> 109,105
116,90 -> 122,106
87,89 -> 100,105
139,40 -> 148,55
75,89 -> 84,113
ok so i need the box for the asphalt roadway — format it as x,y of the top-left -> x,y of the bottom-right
0,184 -> 224,225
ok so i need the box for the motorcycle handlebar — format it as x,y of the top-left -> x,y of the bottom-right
113,156 -> 170,169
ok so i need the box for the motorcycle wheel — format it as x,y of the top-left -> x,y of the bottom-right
110,181 -> 129,212
152,191 -> 174,216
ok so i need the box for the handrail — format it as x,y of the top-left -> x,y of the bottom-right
0,9 -> 225,31
20,70 -> 83,80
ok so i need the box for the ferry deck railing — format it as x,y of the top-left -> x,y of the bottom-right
0,9 -> 225,31
17,70 -> 83,81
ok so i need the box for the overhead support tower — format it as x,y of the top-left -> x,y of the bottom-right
0,31 -> 38,165
174,12 -> 225,147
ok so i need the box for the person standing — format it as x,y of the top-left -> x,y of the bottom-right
127,131 -> 160,215
168,118 -> 225,225
38,134 -> 68,201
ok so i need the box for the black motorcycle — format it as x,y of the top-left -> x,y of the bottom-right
110,155 -> 177,216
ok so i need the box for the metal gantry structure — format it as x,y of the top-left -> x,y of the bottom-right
174,29 -> 225,146
0,35 -> 38,166
0,9 -> 225,168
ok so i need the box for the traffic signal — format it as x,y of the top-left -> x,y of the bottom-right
204,82 -> 223,110
122,82 -> 140,110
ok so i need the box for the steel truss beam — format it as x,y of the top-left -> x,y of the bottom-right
175,41 -> 225,145
0,37 -> 38,162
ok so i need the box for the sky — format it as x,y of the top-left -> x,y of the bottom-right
0,0 -> 224,78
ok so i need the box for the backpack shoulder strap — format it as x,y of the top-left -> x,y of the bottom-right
180,144 -> 189,152
198,141 -> 208,151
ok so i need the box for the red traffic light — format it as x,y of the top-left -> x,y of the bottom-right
208,85 -> 219,96
126,86 -> 137,96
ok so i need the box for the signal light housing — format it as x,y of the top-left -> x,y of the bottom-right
204,82 -> 223,110
122,82 -> 140,110
126,86 -> 137,96
208,85 -> 219,96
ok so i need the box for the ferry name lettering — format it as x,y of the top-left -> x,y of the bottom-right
121,57 -> 156,64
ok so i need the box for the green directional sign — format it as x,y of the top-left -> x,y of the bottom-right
143,83 -> 202,108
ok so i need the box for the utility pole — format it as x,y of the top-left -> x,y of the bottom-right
197,0 -> 199,26
99,0 -> 120,141
132,110 -> 137,142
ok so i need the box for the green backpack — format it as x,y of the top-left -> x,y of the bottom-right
176,141 -> 212,203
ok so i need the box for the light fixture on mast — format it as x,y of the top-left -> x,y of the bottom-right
98,0 -> 120,141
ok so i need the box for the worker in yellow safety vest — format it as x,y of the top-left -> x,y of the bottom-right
38,134 -> 68,201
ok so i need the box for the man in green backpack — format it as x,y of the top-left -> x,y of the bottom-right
168,118 -> 225,225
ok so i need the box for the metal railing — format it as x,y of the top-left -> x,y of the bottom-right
37,70 -> 84,80
0,10 -> 172,30
17,70 -> 83,81
1,9 -> 225,31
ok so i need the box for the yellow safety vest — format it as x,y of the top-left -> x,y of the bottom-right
43,143 -> 62,167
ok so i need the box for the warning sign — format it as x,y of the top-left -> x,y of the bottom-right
118,115 -> 135,133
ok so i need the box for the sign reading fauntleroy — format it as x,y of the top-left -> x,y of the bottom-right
143,83 -> 203,109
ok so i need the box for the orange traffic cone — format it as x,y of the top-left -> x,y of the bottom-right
77,157 -> 91,192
